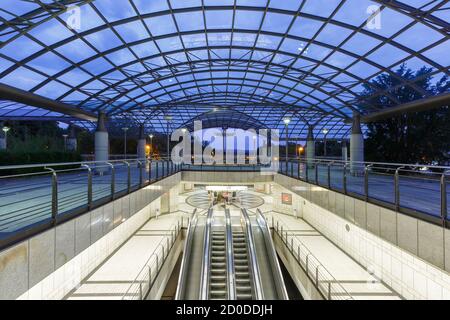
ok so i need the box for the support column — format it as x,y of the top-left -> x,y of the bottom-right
137,124 -> 146,160
306,126 -> 315,168
67,125 -> 77,152
95,111 -> 109,163
350,112 -> 364,175
0,122 -> 6,150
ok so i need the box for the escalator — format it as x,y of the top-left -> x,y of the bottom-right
241,208 -> 288,300
175,209 -> 206,300
175,206 -> 287,300
208,230 -> 227,299
232,229 -> 253,299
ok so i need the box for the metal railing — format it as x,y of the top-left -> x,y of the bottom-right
0,157 -> 182,249
175,209 -> 198,300
199,208 -> 214,300
121,214 -> 185,300
271,214 -> 353,300
240,208 -> 264,300
255,209 -> 288,300
279,157 -> 450,227
225,208 -> 236,300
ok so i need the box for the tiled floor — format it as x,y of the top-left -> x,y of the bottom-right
65,213 -> 182,300
269,213 -> 401,300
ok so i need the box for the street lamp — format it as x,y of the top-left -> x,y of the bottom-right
322,128 -> 329,157
283,118 -> 291,172
62,134 -> 68,151
149,134 -> 154,159
2,126 -> 10,150
122,127 -> 129,159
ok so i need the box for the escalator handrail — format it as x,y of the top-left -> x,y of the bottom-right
199,207 -> 214,299
241,208 -> 264,300
175,208 -> 198,300
225,208 -> 236,300
256,209 -> 289,300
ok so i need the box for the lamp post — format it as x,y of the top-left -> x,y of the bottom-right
322,129 -> 329,157
149,134 -> 154,159
2,126 -> 10,150
283,118 -> 291,172
62,134 -> 68,152
122,127 -> 129,159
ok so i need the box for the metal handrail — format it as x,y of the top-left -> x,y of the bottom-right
175,208 -> 198,300
240,208 -> 264,300
225,208 -> 236,300
122,214 -> 183,300
255,209 -> 289,300
272,215 -> 353,300
199,207 -> 214,300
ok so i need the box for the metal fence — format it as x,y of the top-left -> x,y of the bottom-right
121,215 -> 186,300
278,158 -> 450,227
272,215 -> 353,300
0,157 -> 181,249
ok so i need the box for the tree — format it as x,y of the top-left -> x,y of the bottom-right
361,65 -> 449,164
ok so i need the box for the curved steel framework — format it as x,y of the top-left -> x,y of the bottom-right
0,0 -> 448,139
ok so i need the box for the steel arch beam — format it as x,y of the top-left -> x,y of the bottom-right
0,84 -> 97,121
362,92 -> 450,122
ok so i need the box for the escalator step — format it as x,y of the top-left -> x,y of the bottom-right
237,294 -> 252,300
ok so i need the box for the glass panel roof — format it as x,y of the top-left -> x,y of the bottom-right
0,0 -> 448,139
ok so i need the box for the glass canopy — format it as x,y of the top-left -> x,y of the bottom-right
0,0 -> 448,139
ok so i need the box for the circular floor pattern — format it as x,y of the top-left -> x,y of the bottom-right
186,191 -> 212,209
186,190 -> 264,209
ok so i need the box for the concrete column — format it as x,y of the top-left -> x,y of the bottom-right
95,111 -> 109,163
306,126 -> 315,168
137,124 -> 146,160
67,125 -> 77,152
350,112 -> 364,175
341,140 -> 348,163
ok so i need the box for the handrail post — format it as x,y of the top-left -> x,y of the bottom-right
441,172 -> 447,227
137,160 -> 143,187
328,282 -> 332,300
82,164 -> 93,210
290,159 -> 294,177
394,167 -> 404,211
45,167 -> 58,226
298,159 -> 301,179
107,162 -> 115,200
305,160 -> 309,182
343,162 -> 347,195
122,161 -> 131,193
148,159 -> 152,183
156,161 -> 159,180
364,164 -> 372,202
315,160 -> 318,184
327,161 -> 333,189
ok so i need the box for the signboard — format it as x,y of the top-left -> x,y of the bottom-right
281,193 -> 292,205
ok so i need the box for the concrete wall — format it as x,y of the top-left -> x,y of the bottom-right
0,173 -> 181,300
274,174 -> 450,300
181,170 -> 273,184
